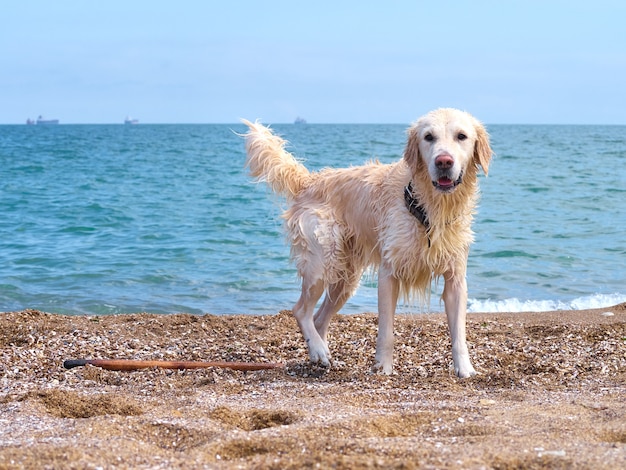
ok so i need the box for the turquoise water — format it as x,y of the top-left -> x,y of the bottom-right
1,123 -> 624,315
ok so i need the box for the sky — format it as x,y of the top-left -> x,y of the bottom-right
2,1 -> 626,125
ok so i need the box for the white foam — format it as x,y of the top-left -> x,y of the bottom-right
467,293 -> 626,313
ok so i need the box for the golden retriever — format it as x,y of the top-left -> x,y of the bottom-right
242,108 -> 492,378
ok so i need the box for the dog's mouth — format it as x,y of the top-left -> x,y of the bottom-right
432,172 -> 463,192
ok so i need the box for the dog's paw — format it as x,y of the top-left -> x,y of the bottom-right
454,364 -> 477,379
452,351 -> 476,379
371,361 -> 393,375
308,343 -> 332,368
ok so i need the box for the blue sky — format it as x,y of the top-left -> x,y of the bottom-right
2,1 -> 625,124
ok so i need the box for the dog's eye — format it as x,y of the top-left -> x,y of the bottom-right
457,133 -> 467,141
424,133 -> 434,142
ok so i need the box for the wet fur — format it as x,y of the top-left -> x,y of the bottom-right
243,108 -> 492,377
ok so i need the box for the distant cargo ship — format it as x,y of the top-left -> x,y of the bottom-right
26,115 -> 59,125
124,116 -> 139,125
294,116 -> 307,124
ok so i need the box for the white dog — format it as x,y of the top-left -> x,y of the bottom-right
243,108 -> 492,377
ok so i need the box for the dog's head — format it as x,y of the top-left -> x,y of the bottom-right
404,108 -> 492,193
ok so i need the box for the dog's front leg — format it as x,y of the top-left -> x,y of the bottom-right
442,270 -> 476,378
373,263 -> 399,374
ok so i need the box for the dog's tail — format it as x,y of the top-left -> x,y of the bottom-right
242,119 -> 310,199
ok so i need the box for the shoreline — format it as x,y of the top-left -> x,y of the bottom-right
1,304 -> 625,468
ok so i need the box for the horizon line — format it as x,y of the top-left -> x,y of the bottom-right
2,121 -> 625,126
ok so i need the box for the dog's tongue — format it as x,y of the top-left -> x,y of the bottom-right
438,177 -> 454,187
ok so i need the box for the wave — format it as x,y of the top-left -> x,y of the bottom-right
467,292 -> 626,313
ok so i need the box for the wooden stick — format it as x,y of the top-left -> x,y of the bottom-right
63,358 -> 284,372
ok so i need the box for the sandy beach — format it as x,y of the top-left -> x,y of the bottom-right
1,304 -> 624,469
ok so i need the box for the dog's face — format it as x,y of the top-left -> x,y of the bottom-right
404,108 -> 492,193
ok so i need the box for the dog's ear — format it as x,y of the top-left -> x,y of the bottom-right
403,125 -> 422,171
473,121 -> 492,176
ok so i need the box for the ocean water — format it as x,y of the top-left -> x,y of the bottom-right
0,123 -> 624,315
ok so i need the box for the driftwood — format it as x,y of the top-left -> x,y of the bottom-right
63,358 -> 284,372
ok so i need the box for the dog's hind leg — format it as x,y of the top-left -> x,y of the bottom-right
293,278 -> 330,366
313,277 -> 357,343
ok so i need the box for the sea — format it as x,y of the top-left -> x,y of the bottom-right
1,123 -> 624,315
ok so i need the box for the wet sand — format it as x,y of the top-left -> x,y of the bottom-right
1,304 -> 625,469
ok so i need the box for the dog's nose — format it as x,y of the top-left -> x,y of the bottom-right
435,154 -> 454,169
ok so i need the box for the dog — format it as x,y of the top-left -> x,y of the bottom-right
243,108 -> 492,378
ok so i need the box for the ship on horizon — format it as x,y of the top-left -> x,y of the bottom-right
124,115 -> 139,125
26,115 -> 60,125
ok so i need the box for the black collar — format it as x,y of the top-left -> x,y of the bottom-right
404,181 -> 431,246
404,181 -> 429,229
